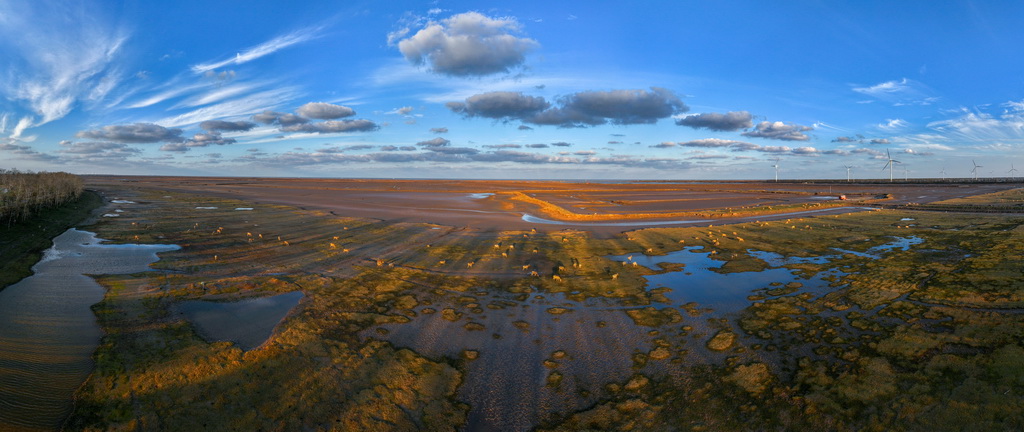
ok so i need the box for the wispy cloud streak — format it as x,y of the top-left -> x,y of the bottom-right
191,26 -> 321,74
0,0 -> 128,127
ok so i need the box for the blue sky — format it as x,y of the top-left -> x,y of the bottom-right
2,0 -> 1023,180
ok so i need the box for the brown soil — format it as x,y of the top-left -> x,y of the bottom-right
85,176 -> 1017,237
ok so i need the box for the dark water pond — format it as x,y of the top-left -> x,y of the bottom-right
176,291 -> 304,351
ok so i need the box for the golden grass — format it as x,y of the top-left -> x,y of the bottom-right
504,191 -> 851,221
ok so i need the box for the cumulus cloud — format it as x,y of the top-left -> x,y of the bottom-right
253,110 -> 309,126
296,102 -> 356,119
870,138 -> 891,145
529,87 -> 687,127
397,11 -> 538,76
677,138 -> 750,148
792,147 -> 819,155
446,91 -> 550,119
831,136 -> 861,143
430,127 -> 449,133
526,143 -> 548,148
902,148 -> 934,157
199,120 -> 257,132
417,137 -> 451,147
550,141 -> 571,147
483,144 -> 522,149
852,148 -> 886,159
741,121 -> 812,141
59,140 -> 141,160
279,119 -> 379,134
76,123 -> 184,143
447,87 -> 687,128
427,146 -> 479,155
675,111 -> 752,131
670,138 -> 816,155
187,132 -> 236,147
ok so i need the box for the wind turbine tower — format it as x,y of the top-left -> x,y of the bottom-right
1009,163 -> 1018,180
882,149 -> 901,182
940,167 -> 947,181
844,165 -> 853,182
772,157 -> 780,182
971,160 -> 982,181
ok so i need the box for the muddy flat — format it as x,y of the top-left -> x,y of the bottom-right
84,176 -> 1016,235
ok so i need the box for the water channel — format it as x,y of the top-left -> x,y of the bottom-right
0,229 -> 178,431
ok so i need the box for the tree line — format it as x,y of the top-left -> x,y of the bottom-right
0,170 -> 84,227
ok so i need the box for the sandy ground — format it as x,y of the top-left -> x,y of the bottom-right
85,176 -> 1019,236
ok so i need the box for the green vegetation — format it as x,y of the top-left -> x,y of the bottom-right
0,189 -> 102,290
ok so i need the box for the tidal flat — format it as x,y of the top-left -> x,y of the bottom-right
49,178 -> 1024,431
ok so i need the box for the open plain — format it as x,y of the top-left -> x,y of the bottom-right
9,177 -> 1024,431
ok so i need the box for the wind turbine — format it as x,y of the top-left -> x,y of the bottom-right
1009,163 -> 1018,180
772,157 -> 780,182
971,160 -> 982,181
844,165 -> 853,182
903,166 -> 909,181
882,149 -> 901,182
940,167 -> 947,181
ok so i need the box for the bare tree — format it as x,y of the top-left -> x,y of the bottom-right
0,170 -> 84,227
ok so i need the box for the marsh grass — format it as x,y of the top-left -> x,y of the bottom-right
69,183 -> 1024,431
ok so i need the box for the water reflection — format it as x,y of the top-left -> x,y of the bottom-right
0,229 -> 178,431
176,291 -> 304,351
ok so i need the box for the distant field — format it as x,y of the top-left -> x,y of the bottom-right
84,176 -> 1020,234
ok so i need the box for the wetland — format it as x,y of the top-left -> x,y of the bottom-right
4,177 -> 1024,431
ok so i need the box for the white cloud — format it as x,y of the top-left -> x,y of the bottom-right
172,83 -> 263,109
852,78 -> 936,106
191,26 -> 321,74
155,87 -> 303,128
877,118 -> 909,131
397,12 -> 538,76
12,116 -> 34,139
126,81 -> 207,109
0,0 -> 128,126
927,111 -> 1024,143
